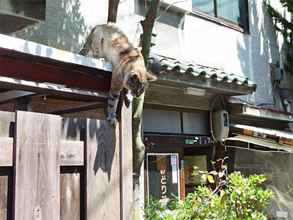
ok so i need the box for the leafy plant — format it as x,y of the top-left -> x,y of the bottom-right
145,170 -> 273,220
145,197 -> 178,220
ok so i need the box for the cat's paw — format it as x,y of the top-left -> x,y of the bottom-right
124,92 -> 133,107
124,97 -> 131,107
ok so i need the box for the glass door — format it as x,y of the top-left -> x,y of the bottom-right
146,153 -> 180,202
183,155 -> 208,194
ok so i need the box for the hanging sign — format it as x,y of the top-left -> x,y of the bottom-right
147,153 -> 180,201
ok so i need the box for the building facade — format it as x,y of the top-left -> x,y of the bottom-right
1,0 -> 293,219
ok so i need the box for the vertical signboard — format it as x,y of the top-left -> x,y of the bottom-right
146,153 -> 180,201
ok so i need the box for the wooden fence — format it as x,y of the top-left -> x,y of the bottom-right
0,109 -> 133,220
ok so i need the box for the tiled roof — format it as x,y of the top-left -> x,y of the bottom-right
148,54 -> 256,90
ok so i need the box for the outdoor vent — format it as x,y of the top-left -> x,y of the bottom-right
212,110 -> 229,143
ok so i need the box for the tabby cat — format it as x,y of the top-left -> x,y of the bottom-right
80,23 -> 157,125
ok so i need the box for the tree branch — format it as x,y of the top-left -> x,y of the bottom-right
141,0 -> 160,63
133,0 -> 160,176
108,0 -> 120,22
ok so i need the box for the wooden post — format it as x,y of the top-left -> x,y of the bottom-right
120,101 -> 133,220
85,119 -> 120,220
14,111 -> 61,220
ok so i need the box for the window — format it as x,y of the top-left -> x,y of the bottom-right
0,0 -> 45,20
0,0 -> 46,34
143,109 -> 209,135
192,0 -> 214,15
192,0 -> 249,31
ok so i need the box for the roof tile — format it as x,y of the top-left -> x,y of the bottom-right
148,54 -> 256,89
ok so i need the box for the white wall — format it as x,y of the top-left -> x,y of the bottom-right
148,0 -> 286,107
10,0 -> 139,52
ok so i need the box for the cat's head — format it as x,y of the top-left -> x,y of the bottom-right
125,70 -> 157,97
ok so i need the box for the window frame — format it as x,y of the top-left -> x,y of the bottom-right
191,0 -> 250,33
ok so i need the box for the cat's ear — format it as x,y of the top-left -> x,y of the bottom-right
146,71 -> 158,82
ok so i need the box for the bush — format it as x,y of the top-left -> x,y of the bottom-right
144,172 -> 273,220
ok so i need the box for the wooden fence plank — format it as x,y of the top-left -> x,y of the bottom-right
0,111 -> 14,137
85,119 -> 120,220
0,138 -> 13,167
60,168 -> 81,220
0,168 -> 12,220
60,140 -> 84,166
0,175 -> 8,220
14,111 -> 61,220
120,102 -> 133,220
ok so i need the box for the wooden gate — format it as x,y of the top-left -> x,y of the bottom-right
0,110 -> 133,220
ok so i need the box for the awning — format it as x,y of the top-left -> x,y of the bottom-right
229,99 -> 293,122
226,135 -> 293,153
227,124 -> 293,152
232,124 -> 293,140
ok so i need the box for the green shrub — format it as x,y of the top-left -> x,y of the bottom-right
144,172 -> 273,220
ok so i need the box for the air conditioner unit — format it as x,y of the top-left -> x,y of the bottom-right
212,110 -> 229,143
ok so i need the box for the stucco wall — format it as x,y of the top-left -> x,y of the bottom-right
140,0 -> 282,107
11,0 -> 109,51
6,0 -> 288,109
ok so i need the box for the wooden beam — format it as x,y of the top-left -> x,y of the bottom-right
60,140 -> 84,166
0,138 -> 85,167
49,102 -> 106,115
61,109 -> 106,120
0,76 -> 107,101
0,56 -> 111,92
0,90 -> 34,103
0,33 -> 111,71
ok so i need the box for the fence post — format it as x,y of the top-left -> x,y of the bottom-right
120,101 -> 133,220
14,111 -> 61,220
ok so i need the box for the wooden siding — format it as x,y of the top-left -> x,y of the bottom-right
0,108 -> 133,220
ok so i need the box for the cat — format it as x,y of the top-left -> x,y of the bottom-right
80,23 -> 157,125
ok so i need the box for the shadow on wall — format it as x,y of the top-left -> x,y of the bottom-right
4,0 -> 99,70
62,118 -> 117,182
236,1 -> 279,108
61,118 -> 122,219
12,0 -> 88,53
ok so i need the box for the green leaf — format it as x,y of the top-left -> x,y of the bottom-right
220,191 -> 227,207
207,175 -> 215,183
